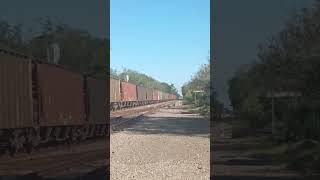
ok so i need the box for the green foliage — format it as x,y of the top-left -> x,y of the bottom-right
110,68 -> 119,79
228,2 -> 320,140
184,90 -> 193,102
0,21 -> 27,52
241,95 -> 264,128
182,59 -> 210,99
182,58 -> 210,115
0,19 -> 108,78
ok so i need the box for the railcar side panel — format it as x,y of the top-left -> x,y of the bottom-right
37,63 -> 85,126
87,77 -> 107,124
0,52 -> 33,129
146,88 -> 153,100
137,86 -> 147,101
152,89 -> 159,101
121,81 -> 137,101
110,78 -> 121,102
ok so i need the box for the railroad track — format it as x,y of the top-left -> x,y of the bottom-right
212,121 -> 233,139
110,100 -> 178,133
0,138 -> 108,179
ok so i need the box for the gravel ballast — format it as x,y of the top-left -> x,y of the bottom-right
111,105 -> 210,180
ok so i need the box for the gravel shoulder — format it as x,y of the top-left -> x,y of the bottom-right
111,104 -> 210,180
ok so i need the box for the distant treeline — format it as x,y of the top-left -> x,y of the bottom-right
228,0 -> 320,141
0,19 -> 108,78
111,68 -> 179,96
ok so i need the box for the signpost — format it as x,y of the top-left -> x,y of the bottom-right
193,90 -> 204,104
266,91 -> 301,134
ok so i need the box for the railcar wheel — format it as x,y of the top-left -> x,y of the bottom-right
8,135 -> 17,157
25,141 -> 33,153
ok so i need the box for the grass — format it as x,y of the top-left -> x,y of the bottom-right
183,102 -> 209,117
247,137 -> 320,174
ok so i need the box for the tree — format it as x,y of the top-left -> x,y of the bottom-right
182,59 -> 210,109
227,1 -> 320,139
0,19 -> 108,78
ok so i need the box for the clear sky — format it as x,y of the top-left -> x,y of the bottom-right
110,0 -> 210,95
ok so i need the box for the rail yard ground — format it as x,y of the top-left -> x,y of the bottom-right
0,138 -> 108,180
211,121 -> 320,180
111,101 -> 210,180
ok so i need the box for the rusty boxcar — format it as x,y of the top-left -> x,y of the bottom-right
161,92 -> 166,100
37,63 -> 85,127
86,77 -> 107,124
137,85 -> 147,101
152,89 -> 160,101
121,81 -> 137,101
146,88 -> 153,100
110,78 -> 121,102
0,50 -> 33,129
158,91 -> 163,100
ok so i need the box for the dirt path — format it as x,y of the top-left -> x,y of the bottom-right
111,103 -> 210,180
211,122 -> 307,180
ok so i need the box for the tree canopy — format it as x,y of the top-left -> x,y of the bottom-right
181,58 -> 210,109
0,19 -> 108,78
228,0 -> 320,140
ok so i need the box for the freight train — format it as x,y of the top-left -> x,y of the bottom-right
110,78 -> 177,111
0,48 -> 177,156
0,48 -> 109,156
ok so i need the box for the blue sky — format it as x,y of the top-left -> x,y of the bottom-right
110,0 -> 210,95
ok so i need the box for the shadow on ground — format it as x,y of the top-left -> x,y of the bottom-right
211,175 -> 310,180
0,166 -> 109,180
122,116 -> 210,137
211,130 -> 314,180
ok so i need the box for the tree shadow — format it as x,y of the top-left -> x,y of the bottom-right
211,175 -> 307,180
119,116 -> 210,138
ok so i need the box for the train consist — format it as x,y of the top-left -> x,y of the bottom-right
110,78 -> 177,111
0,48 -> 108,156
0,48 -> 177,156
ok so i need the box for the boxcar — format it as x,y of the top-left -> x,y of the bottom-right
87,77 -> 107,124
159,91 -> 163,100
137,85 -> 147,101
162,92 -> 166,100
37,63 -> 85,127
110,78 -> 121,102
0,50 -> 33,129
86,76 -> 107,137
121,81 -> 137,101
146,88 -> 153,100
152,89 -> 160,101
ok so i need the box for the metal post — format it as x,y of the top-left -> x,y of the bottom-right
272,95 -> 275,134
